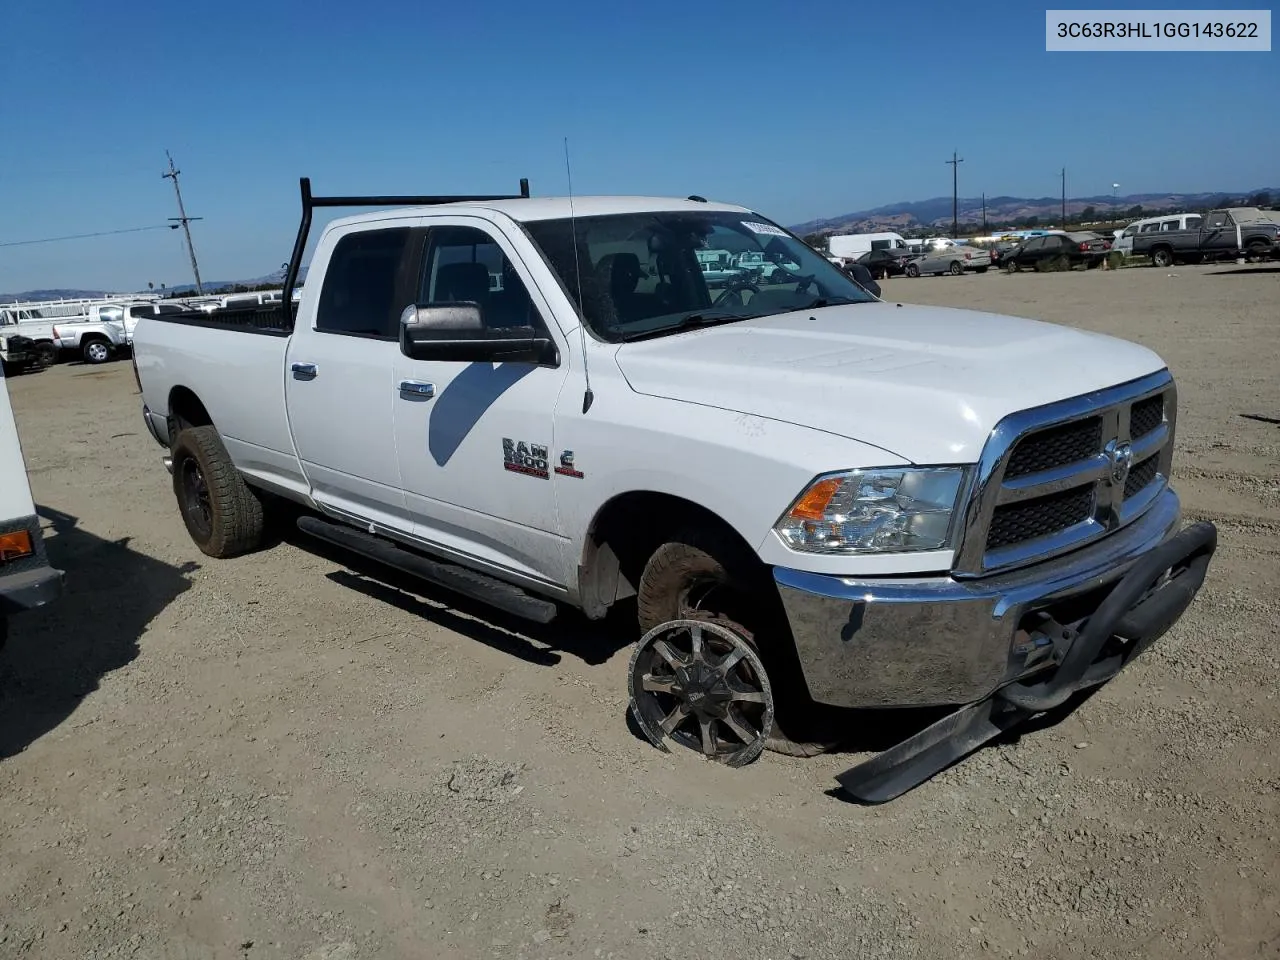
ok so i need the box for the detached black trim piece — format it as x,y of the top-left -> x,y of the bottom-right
282,175 -> 532,330
835,521 -> 1218,805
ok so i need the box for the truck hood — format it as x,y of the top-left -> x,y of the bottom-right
612,302 -> 1166,464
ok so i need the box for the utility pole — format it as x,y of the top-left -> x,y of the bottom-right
946,151 -> 964,237
1060,167 -> 1066,227
163,150 -> 204,295
982,192 -> 987,232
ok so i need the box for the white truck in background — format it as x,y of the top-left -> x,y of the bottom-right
130,177 -> 1218,802
0,366 -> 63,646
827,231 -> 911,259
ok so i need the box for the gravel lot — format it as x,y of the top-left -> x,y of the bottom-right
3,262 -> 1278,960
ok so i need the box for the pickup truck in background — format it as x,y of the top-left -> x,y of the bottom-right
1132,207 -> 1280,267
1,365 -> 63,647
130,177 -> 1218,801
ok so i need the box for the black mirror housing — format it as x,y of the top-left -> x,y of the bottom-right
399,303 -> 558,365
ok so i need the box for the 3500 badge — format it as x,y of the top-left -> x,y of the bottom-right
503,439 -> 550,479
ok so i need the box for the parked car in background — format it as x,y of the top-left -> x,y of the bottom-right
1131,208 -> 1280,267
1003,232 -> 1112,271
854,248 -> 919,280
52,315 -> 132,363
988,240 -> 1021,269
0,334 -> 42,375
905,241 -> 992,277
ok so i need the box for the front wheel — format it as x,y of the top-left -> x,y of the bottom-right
170,425 -> 264,558
636,530 -> 842,757
34,342 -> 56,367
1151,247 -> 1173,268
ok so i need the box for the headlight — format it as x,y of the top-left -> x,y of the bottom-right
774,467 -> 968,554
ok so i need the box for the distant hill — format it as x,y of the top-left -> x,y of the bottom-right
790,188 -> 1279,236
1,266 -> 308,304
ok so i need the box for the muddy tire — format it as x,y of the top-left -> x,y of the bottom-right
34,342 -> 56,367
636,529 -> 842,757
170,425 -> 264,558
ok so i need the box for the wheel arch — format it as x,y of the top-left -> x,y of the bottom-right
577,490 -> 764,621
167,385 -> 214,439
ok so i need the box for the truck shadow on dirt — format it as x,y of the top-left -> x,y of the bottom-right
0,505 -> 197,760
1206,266 -> 1280,276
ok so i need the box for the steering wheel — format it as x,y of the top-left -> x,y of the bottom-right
713,280 -> 760,307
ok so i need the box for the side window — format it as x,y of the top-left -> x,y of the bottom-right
870,239 -> 889,251
1122,226 -> 1138,238
99,306 -> 124,324
1140,222 -> 1160,233
315,227 -> 414,338
1160,220 -> 1179,231
1206,211 -> 1227,229
419,226 -> 542,331
1186,215 -> 1203,229
1023,237 -> 1044,252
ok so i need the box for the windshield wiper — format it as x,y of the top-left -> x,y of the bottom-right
801,296 -> 865,310
619,311 -> 759,342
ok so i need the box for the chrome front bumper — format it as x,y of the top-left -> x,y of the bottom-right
774,486 -> 1186,709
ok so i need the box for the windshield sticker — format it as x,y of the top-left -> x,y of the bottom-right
741,221 -> 789,237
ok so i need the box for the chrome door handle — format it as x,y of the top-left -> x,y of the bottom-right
398,380 -> 435,399
291,362 -> 317,380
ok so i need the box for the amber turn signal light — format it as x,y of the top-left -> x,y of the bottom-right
0,530 -> 34,562
787,477 -> 843,522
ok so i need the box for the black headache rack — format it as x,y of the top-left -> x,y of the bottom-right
280,175 -> 532,329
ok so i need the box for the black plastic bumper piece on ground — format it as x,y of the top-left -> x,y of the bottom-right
295,515 -> 558,625
835,521 -> 1218,805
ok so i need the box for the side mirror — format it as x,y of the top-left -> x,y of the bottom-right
399,303 -> 558,365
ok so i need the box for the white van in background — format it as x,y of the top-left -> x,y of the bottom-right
1114,213 -> 1204,254
827,231 -> 911,259
0,366 -> 62,645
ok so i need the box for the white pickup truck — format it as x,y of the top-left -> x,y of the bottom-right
1,366 -> 63,646
131,178 -> 1217,801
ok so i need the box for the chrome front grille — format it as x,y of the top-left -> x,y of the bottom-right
953,370 -> 1177,577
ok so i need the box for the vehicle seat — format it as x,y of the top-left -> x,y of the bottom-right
433,262 -> 492,321
595,252 -> 660,325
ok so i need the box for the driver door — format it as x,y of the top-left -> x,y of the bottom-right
391,217 -> 571,588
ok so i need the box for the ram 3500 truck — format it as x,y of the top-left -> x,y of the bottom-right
1,365 -> 63,647
131,178 -> 1217,801
1132,206 -> 1280,267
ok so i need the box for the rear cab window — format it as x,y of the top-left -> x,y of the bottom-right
315,227 -> 417,339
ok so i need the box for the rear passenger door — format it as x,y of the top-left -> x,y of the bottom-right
284,223 -> 419,533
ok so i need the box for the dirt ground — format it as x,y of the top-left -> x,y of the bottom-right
2,262 -> 1278,960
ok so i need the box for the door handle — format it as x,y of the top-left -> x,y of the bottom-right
291,362 -> 317,380
398,380 -> 435,399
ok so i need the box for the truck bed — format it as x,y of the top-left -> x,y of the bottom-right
131,305 -> 310,500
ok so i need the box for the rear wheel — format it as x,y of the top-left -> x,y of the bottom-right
1247,240 -> 1267,263
34,342 -> 56,367
82,338 -> 112,364
905,262 -> 920,278
170,425 -> 264,558
636,529 -> 842,757
948,260 -> 964,276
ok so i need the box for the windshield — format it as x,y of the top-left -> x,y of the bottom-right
523,210 -> 878,342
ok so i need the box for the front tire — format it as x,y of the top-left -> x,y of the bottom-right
636,529 -> 842,758
34,342 -> 56,367
1151,247 -> 1173,268
170,425 -> 264,558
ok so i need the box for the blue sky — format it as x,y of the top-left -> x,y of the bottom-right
2,0 -> 1276,291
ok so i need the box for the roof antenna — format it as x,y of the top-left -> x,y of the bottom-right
565,137 -> 593,414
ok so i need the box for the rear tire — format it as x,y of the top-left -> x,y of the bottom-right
170,425 -> 264,558
948,260 -> 964,276
905,263 -> 920,278
636,529 -> 842,757
82,338 -> 112,364
34,342 -> 56,367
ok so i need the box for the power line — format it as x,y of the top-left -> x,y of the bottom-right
0,223 -> 178,248
163,150 -> 204,295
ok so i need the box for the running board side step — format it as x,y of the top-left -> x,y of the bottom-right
295,515 -> 558,624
